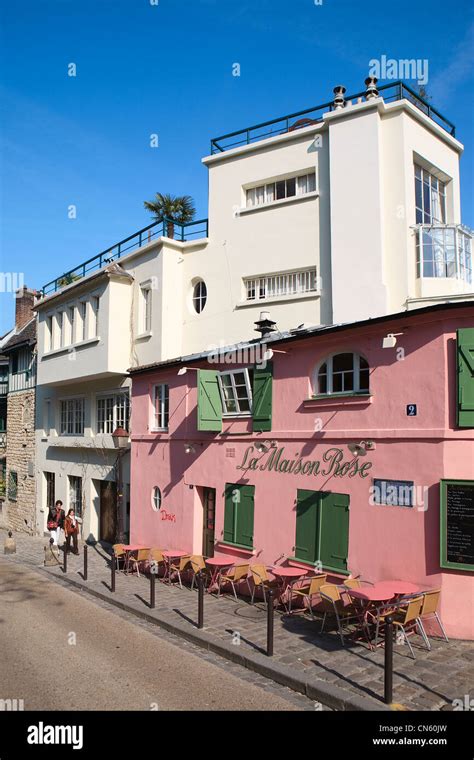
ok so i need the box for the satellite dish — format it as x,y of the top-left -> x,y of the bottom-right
347,442 -> 367,457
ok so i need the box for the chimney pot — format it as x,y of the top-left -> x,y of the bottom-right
333,85 -> 346,110
14,287 -> 36,331
365,76 -> 379,100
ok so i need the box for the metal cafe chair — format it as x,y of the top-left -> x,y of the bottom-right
289,574 -> 327,617
218,564 -> 251,601
112,544 -> 127,572
319,584 -> 367,646
189,555 -> 212,590
169,555 -> 191,589
128,548 -> 151,578
250,565 -> 281,608
416,589 -> 449,650
374,595 -> 425,658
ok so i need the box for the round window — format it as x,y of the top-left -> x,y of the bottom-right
192,280 -> 207,314
151,487 -> 161,511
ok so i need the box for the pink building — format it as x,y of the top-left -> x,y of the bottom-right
130,303 -> 474,639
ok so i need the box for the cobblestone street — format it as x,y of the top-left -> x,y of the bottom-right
2,530 -> 473,711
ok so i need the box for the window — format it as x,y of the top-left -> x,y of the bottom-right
8,471 -> 18,502
416,226 -> 472,283
246,171 -> 316,208
79,302 -> 87,341
58,312 -> 65,348
91,296 -> 100,337
223,483 -> 255,548
43,399 -> 51,436
316,353 -> 369,396
218,369 -> 253,415
97,392 -> 130,434
140,286 -> 152,333
60,398 -> 85,435
192,281 -> 207,314
295,489 -> 349,572
151,486 -> 162,511
415,164 -> 446,224
69,475 -> 83,517
68,306 -> 75,344
152,384 -> 169,430
245,268 -> 318,302
45,472 -> 55,511
46,315 -> 53,352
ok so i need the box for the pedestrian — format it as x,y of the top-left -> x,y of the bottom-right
47,500 -> 65,546
64,508 -> 81,555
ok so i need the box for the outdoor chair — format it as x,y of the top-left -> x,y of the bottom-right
218,564 -> 251,601
112,544 -> 127,572
149,548 -> 166,580
127,549 -> 151,578
416,589 -> 449,650
319,584 -> 366,646
169,555 -> 191,589
289,574 -> 327,617
250,565 -> 280,607
374,595 -> 424,659
189,555 -> 211,590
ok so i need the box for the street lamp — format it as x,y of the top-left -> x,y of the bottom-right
112,426 -> 130,543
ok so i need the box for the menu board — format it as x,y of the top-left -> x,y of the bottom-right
440,480 -> 474,571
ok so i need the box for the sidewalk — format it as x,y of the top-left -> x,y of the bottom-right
3,531 -> 473,711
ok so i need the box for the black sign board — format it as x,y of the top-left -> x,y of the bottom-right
406,404 -> 417,416
440,480 -> 474,571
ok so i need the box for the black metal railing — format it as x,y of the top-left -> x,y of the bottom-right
41,217 -> 209,297
210,80 -> 456,154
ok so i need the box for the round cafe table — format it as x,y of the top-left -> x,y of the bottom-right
162,550 -> 189,584
205,556 -> 239,592
376,580 -> 420,597
271,566 -> 309,613
345,584 -> 396,648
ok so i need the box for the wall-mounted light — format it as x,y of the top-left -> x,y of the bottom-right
255,440 -> 277,454
382,332 -> 403,349
347,440 -> 375,457
184,443 -> 196,455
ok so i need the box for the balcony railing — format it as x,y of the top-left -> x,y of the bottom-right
415,225 -> 472,284
210,80 -> 456,154
41,217 -> 209,297
0,380 -> 7,396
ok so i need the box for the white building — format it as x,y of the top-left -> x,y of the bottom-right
34,78 -> 473,541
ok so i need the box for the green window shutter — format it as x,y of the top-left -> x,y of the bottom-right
197,370 -> 222,431
252,362 -> 273,432
235,485 -> 255,548
457,328 -> 474,428
295,489 -> 319,563
319,492 -> 350,573
223,484 -> 236,543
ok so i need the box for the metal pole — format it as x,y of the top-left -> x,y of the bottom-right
267,588 -> 274,656
63,544 -> 67,574
197,572 -> 204,629
111,553 -> 116,593
384,616 -> 393,704
83,544 -> 88,581
150,572 -> 156,609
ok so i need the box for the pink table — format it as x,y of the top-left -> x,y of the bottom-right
376,580 -> 420,596
271,566 -> 309,612
205,557 -> 239,591
162,550 -> 189,584
346,586 -> 395,602
122,545 -> 149,552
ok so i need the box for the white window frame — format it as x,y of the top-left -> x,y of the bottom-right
192,281 -> 207,314
140,285 -> 152,334
218,368 -> 253,416
245,171 -> 316,209
68,305 -> 75,345
151,384 -> 169,431
68,475 -> 83,517
45,314 -> 54,352
91,296 -> 100,337
59,397 -> 85,436
57,311 -> 65,348
96,392 -> 130,434
244,267 -> 318,302
314,353 -> 370,396
414,164 -> 446,225
79,301 -> 87,341
151,486 -> 162,511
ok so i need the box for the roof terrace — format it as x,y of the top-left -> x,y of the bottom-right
210,80 -> 456,154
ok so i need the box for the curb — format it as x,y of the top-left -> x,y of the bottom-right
3,555 -> 391,712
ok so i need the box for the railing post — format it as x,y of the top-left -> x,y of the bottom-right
111,553 -> 116,593
83,544 -> 88,581
197,572 -> 204,629
266,588 -> 274,656
384,616 -> 393,704
150,572 -> 156,609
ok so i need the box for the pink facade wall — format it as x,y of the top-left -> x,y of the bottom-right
130,307 -> 474,639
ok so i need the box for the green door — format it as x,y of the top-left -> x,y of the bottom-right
295,489 -> 349,572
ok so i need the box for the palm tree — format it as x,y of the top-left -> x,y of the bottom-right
143,193 -> 196,239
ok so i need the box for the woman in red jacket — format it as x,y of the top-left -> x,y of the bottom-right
64,508 -> 81,555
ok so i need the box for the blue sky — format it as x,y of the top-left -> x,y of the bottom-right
1,0 -> 473,333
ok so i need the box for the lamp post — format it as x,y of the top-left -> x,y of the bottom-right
112,426 -> 130,544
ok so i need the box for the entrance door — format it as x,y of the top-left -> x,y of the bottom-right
100,481 -> 117,544
202,487 -> 216,558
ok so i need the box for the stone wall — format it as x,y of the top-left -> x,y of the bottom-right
4,388 -> 36,534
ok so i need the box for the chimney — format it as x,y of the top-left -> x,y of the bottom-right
254,311 -> 277,339
15,287 -> 36,331
365,76 -> 379,100
333,85 -> 346,110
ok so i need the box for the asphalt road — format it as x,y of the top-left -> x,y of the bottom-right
0,559 -> 301,711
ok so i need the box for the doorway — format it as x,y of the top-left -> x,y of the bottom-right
100,480 -> 117,543
202,487 -> 216,558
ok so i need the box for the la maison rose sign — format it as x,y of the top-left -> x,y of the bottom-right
237,445 -> 373,479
